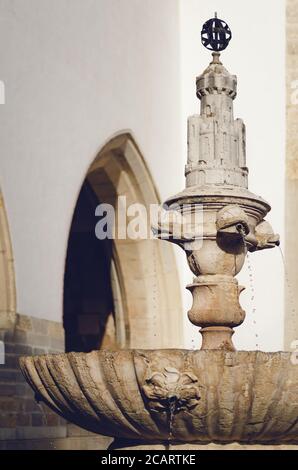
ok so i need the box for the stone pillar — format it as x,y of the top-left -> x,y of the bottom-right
285,0 -> 298,349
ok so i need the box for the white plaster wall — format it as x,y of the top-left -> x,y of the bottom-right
180,0 -> 286,351
0,0 -> 183,322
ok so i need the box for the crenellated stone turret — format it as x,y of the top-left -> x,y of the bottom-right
186,52 -> 248,188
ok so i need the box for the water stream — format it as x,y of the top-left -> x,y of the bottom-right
247,253 -> 259,349
165,397 -> 176,449
153,241 -> 158,343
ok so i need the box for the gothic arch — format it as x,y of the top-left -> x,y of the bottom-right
0,190 -> 16,325
64,132 -> 183,351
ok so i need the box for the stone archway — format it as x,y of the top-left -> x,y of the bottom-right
0,190 -> 16,329
64,133 -> 183,352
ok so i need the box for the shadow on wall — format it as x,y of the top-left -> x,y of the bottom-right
63,181 -> 116,352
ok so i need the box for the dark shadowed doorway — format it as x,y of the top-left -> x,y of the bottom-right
63,181 -> 117,352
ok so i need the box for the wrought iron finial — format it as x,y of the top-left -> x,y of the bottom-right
201,15 -> 232,52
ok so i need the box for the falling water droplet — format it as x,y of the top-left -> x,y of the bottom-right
152,242 -> 158,344
247,253 -> 259,349
167,397 -> 176,444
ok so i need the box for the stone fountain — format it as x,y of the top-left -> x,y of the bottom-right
20,17 -> 298,449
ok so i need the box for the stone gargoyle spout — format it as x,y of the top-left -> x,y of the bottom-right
216,205 -> 280,251
253,219 -> 280,251
216,205 -> 250,240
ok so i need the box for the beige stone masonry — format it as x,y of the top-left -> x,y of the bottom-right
285,0 -> 298,349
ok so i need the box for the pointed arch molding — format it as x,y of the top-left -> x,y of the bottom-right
82,132 -> 184,349
0,190 -> 16,329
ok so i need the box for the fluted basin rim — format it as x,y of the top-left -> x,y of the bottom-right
19,349 -> 298,444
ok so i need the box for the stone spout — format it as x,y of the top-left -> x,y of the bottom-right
253,220 -> 280,251
215,206 -> 280,251
216,205 -> 250,240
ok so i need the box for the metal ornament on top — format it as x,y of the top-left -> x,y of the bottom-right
201,13 -> 232,52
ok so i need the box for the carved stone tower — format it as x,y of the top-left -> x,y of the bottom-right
186,52 -> 248,189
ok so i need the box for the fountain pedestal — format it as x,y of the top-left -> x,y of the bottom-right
187,275 -> 244,350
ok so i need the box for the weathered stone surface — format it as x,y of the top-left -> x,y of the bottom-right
111,442 -> 298,450
186,52 -> 247,188
19,350 -> 298,445
285,0 -> 298,349
154,52 -> 279,350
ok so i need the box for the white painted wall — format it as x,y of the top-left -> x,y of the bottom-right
0,0 -> 285,351
0,0 -> 183,322
180,0 -> 285,351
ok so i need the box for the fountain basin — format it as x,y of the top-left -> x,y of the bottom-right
20,349 -> 298,445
